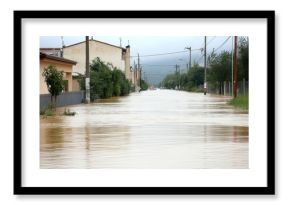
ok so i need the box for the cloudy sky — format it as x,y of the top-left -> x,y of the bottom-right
40,36 -> 234,84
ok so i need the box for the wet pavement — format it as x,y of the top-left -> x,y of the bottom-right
40,89 -> 248,169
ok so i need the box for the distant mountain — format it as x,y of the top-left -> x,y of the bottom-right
135,53 -> 203,86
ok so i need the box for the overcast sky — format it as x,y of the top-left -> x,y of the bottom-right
40,36 -> 234,84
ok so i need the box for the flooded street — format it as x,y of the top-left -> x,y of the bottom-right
40,89 -> 248,169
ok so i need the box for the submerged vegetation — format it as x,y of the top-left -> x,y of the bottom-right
228,96 -> 248,110
40,107 -> 55,116
40,103 -> 55,116
40,104 -> 76,117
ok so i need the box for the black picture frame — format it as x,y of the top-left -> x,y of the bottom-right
14,10 -> 275,195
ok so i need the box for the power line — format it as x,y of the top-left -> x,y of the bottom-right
144,73 -> 169,76
206,36 -> 216,46
198,36 -> 216,48
131,37 -> 220,59
141,64 -> 177,67
195,36 -> 231,64
141,64 -> 187,67
208,36 -> 232,63
131,48 -> 201,58
131,51 -> 186,58
214,36 -> 231,52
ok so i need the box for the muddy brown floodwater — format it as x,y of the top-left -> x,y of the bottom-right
40,89 -> 248,169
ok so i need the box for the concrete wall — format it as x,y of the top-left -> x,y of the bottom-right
40,59 -> 73,94
40,91 -> 85,109
63,40 -> 131,81
72,78 -> 81,91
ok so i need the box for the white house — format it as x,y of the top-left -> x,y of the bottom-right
62,39 -> 131,80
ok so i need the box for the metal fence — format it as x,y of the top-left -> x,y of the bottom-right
40,91 -> 85,109
208,80 -> 248,96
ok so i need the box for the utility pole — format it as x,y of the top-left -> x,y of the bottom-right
140,67 -> 142,89
233,36 -> 238,98
138,53 -> 141,89
185,47 -> 191,70
178,65 -> 181,90
175,64 -> 180,90
204,36 -> 207,95
133,60 -> 136,86
85,36 -> 90,103
176,64 -> 178,89
231,36 -> 234,96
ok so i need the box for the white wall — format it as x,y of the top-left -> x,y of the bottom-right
63,40 -> 126,74
0,1 -> 289,205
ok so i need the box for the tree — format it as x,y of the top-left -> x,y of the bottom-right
42,64 -> 64,107
88,57 -> 130,101
90,58 -> 113,99
162,74 -> 178,89
237,37 -> 249,81
140,79 -> 149,91
208,51 -> 232,94
186,64 -> 204,90
112,68 -> 130,95
161,63 -> 204,91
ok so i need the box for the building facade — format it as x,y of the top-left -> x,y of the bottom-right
40,52 -> 77,94
62,39 -> 131,81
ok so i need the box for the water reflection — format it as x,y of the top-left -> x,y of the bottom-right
40,90 -> 248,169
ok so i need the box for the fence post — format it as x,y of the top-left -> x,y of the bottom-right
223,81 -> 226,95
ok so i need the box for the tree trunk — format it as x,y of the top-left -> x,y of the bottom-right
54,95 -> 57,108
50,95 -> 53,106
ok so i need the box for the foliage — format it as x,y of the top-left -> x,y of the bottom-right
161,36 -> 248,95
40,108 -> 54,116
112,68 -> 130,96
140,79 -> 149,91
90,58 -> 113,99
161,63 -> 204,91
184,64 -> 204,91
228,95 -> 248,110
207,37 -> 248,94
77,76 -> 85,91
162,73 -> 178,89
88,57 -> 130,101
42,64 -> 64,106
208,51 -> 232,94
237,37 -> 249,81
40,103 -> 55,116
